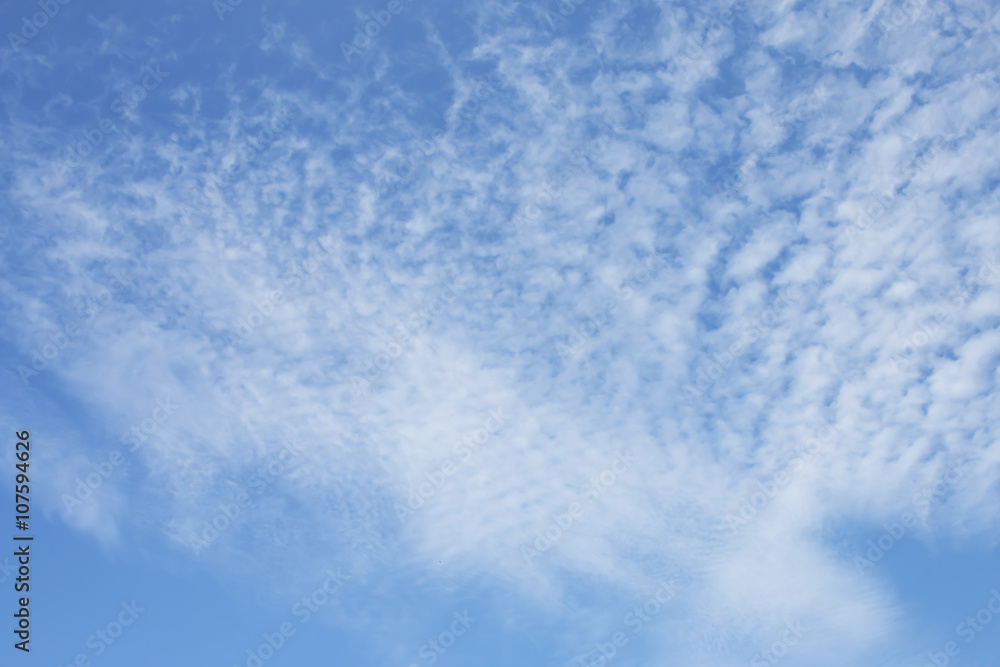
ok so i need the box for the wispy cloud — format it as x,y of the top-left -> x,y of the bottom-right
2,0 -> 999,663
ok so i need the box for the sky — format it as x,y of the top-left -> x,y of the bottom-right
1,0 -> 1000,665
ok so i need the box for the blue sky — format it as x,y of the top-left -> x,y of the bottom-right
2,0 -> 1000,665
